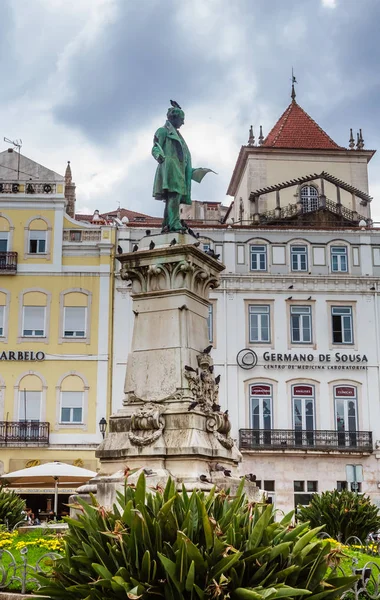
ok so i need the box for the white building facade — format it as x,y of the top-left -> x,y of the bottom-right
112,89 -> 380,513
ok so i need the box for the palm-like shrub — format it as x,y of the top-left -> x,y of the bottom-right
297,489 -> 380,542
38,475 -> 357,600
0,486 -> 26,529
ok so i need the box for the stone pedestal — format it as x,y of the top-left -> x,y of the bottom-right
96,234 -> 260,506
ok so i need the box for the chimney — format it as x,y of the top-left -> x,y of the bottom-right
64,161 -> 76,218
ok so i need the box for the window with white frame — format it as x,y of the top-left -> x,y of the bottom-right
331,306 -> 353,344
291,246 -> 308,271
249,305 -> 270,343
300,186 -> 319,213
290,306 -> 312,343
250,245 -> 267,271
29,230 -> 46,254
0,305 -> 3,336
23,306 -> 45,337
202,243 -> 210,252
0,232 -> 8,252
60,391 -> 83,423
18,390 -> 41,421
331,246 -> 348,272
64,307 -> 86,338
207,304 -> 213,343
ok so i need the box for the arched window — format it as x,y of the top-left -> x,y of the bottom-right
24,216 -> 51,258
59,375 -> 86,424
292,384 -> 315,446
249,384 -> 272,447
334,385 -> 358,448
21,290 -> 50,340
59,289 -> 92,344
300,186 -> 319,213
18,375 -> 43,421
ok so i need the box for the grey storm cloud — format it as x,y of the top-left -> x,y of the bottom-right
53,0 -> 225,141
0,0 -> 380,217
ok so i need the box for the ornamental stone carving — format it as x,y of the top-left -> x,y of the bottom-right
128,403 -> 165,447
119,246 -> 222,300
206,411 -> 234,450
184,352 -> 219,409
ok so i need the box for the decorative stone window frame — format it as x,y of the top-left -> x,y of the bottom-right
243,377 -> 278,428
13,371 -> 48,421
248,238 -> 270,272
286,299 -> 316,350
288,239 -> 310,273
0,212 -> 15,250
328,241 -> 350,274
245,299 -> 275,348
18,288 -> 52,344
24,215 -> 52,260
55,371 -> 89,431
0,288 -> 10,343
326,300 -> 357,350
286,378 -> 319,430
328,378 -> 362,431
59,288 -> 92,345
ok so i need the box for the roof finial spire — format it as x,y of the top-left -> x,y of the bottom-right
349,128 -> 355,149
291,68 -> 297,101
258,125 -> 264,145
247,125 -> 255,146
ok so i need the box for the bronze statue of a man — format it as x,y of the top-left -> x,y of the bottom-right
152,102 -> 214,233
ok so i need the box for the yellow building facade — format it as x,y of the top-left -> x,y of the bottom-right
0,149 -> 115,501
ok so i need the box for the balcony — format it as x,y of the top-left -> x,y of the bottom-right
63,230 -> 101,242
0,421 -> 50,446
239,429 -> 373,454
0,252 -> 17,274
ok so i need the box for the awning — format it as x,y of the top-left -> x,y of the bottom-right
8,488 -> 76,495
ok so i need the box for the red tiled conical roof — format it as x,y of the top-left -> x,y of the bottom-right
262,100 -> 342,150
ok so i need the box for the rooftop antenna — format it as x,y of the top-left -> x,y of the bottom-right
291,68 -> 297,102
4,137 -> 22,179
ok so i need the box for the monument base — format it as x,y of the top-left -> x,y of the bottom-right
94,236 -> 261,507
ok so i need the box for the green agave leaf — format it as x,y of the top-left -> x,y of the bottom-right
210,551 -> 242,580
185,560 -> 195,591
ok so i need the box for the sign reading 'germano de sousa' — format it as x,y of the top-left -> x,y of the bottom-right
0,351 -> 45,361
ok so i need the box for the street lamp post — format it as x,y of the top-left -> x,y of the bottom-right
99,417 -> 107,439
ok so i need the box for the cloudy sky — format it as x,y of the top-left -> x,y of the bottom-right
0,0 -> 379,220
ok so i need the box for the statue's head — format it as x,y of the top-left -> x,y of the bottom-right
167,107 -> 185,129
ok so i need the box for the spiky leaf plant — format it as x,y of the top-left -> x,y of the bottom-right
0,485 -> 26,529
38,475 -> 357,600
297,489 -> 380,542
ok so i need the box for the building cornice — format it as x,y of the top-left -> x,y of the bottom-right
219,274 -> 380,294
227,146 -> 376,197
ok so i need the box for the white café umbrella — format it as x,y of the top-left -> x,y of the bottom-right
1,461 -> 97,516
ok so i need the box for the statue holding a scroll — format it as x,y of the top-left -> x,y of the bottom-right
152,101 -> 215,233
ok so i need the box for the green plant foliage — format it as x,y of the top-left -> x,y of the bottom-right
0,485 -> 26,529
297,489 -> 380,542
38,475 -> 358,600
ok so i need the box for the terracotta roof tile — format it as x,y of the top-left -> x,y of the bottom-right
262,101 -> 342,150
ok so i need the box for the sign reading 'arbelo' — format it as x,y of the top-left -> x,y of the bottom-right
0,351 -> 45,361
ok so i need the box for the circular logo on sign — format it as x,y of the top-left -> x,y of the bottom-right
236,349 -> 258,370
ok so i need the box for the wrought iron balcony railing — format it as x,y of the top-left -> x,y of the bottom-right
0,421 -> 49,446
239,429 -> 373,453
0,252 -> 17,273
